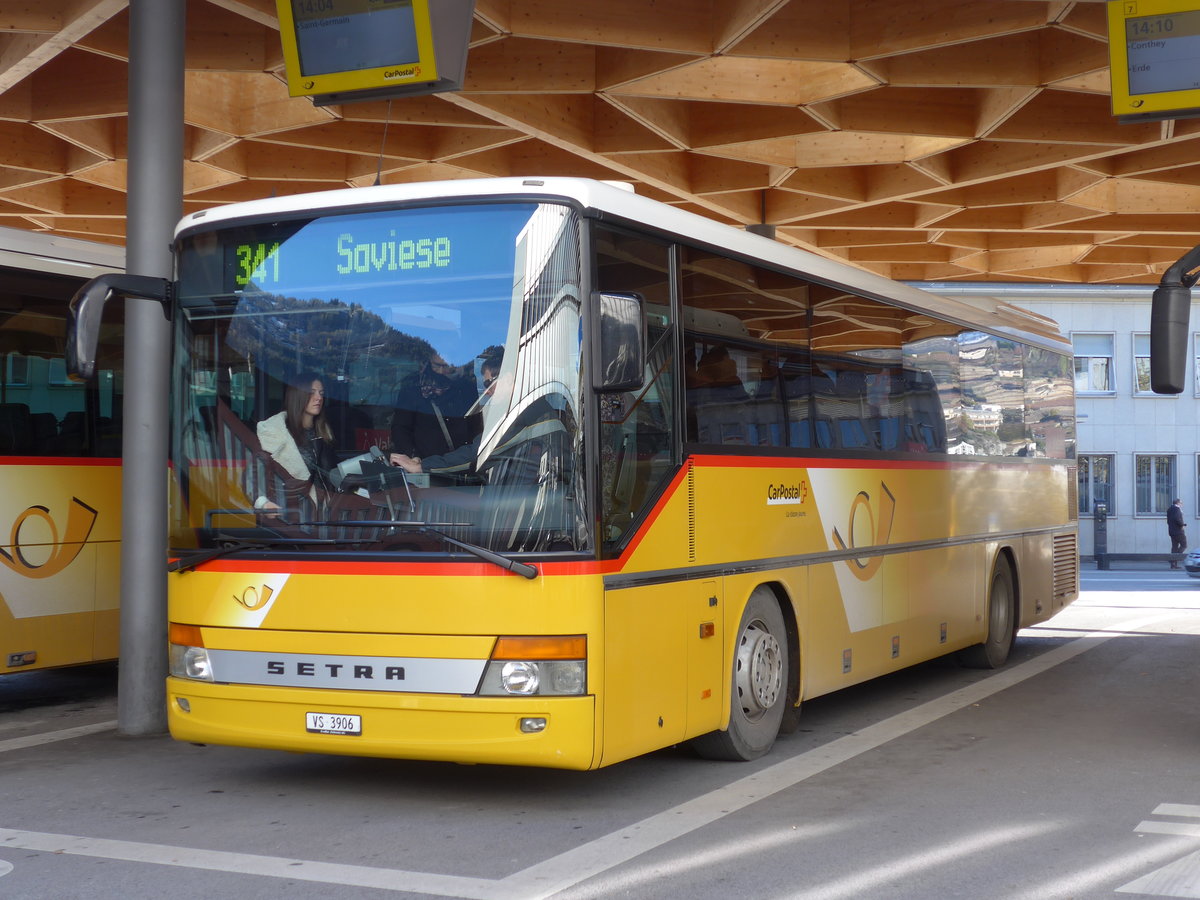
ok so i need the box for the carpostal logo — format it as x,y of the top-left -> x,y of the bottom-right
767,481 -> 808,505
384,65 -> 421,81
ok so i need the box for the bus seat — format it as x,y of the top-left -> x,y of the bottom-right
51,410 -> 86,456
813,417 -> 834,448
877,416 -> 902,450
836,417 -> 870,449
0,402 -> 33,454
30,412 -> 58,453
788,419 -> 811,448
95,416 -> 121,457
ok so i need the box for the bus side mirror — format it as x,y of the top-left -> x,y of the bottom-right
67,274 -> 171,381
1150,243 -> 1200,395
1150,283 -> 1190,394
594,291 -> 645,392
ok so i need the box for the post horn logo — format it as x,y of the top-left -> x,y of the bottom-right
0,498 -> 97,579
831,482 -> 896,581
234,585 -> 274,611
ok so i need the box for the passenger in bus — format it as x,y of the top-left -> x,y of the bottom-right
252,372 -> 339,512
390,354 -> 480,461
390,355 -> 502,474
687,345 -> 750,443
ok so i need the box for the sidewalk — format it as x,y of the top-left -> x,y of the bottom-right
1083,555 -> 1195,573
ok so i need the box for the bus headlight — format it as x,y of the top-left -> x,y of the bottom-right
168,623 -> 214,682
169,644 -> 214,681
501,661 -> 539,694
478,635 -> 586,696
480,659 -> 585,696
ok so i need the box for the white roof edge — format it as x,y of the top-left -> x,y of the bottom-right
174,177 -> 1070,352
0,224 -> 124,275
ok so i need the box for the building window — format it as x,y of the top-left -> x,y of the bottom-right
1072,333 -> 1114,393
1196,456 -> 1200,517
5,353 -> 28,386
1133,333 -> 1153,394
1135,454 -> 1175,515
1079,454 -> 1114,516
1193,333 -> 1200,395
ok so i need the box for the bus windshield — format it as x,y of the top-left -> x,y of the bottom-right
172,201 -> 588,558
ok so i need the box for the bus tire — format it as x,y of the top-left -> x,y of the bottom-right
692,587 -> 788,761
959,556 -> 1016,669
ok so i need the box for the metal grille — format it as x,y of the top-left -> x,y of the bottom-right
1067,466 -> 1078,521
1052,532 -> 1078,600
687,461 -> 696,562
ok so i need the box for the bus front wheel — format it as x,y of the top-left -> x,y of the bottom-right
959,556 -> 1016,669
692,587 -> 788,761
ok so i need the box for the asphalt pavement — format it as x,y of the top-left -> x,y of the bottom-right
2,564 -> 1199,900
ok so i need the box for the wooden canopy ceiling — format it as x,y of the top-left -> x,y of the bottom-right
4,0 -> 1199,283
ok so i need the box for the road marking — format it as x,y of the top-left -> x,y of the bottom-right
0,828 -> 498,898
1160,805 -> 1200,818
0,612 -> 1176,900
508,611 -> 1176,900
0,860 -> 11,878
1118,804 -> 1200,897
0,720 -> 116,754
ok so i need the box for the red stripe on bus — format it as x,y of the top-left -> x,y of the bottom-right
0,456 -> 121,467
187,558 -> 613,577
693,454 -> 956,471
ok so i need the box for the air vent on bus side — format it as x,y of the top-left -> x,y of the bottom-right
687,460 -> 696,563
1052,532 -> 1078,600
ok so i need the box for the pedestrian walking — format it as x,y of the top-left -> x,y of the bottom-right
1167,498 -> 1187,568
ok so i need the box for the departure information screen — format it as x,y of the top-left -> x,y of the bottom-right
1126,9 -> 1200,94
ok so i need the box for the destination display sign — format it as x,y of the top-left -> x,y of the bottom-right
1109,0 -> 1200,120
275,0 -> 474,105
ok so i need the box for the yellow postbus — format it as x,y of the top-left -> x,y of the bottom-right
72,178 -> 1077,768
0,226 -> 124,675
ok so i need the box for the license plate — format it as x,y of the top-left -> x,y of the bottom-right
305,712 -> 361,735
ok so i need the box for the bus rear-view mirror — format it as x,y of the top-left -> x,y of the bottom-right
594,291 -> 645,392
67,274 -> 171,381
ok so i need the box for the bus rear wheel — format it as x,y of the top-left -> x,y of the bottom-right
692,588 -> 788,761
959,557 -> 1016,669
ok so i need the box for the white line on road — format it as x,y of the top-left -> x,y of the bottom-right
1117,848 -> 1200,898
505,610 -> 1179,899
1118,808 -> 1200,898
1,611 -> 1179,899
0,720 -> 116,754
1159,804 -> 1200,819
1137,822 -> 1200,839
0,828 -> 498,898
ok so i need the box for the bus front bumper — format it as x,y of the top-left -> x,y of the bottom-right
167,677 -> 598,770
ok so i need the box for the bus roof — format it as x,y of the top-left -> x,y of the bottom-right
0,225 -> 124,279
176,177 -> 1071,354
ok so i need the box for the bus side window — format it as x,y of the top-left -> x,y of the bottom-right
594,225 -> 676,549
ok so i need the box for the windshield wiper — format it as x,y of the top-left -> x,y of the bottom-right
168,536 -> 341,573
172,523 -> 539,580
304,519 -> 539,579
423,528 -> 539,580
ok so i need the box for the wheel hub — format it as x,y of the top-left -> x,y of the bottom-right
736,620 -> 783,721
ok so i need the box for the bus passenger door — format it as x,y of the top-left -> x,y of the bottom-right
686,578 -> 724,736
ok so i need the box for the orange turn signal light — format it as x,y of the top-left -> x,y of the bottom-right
491,635 -> 586,660
168,623 -> 205,647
